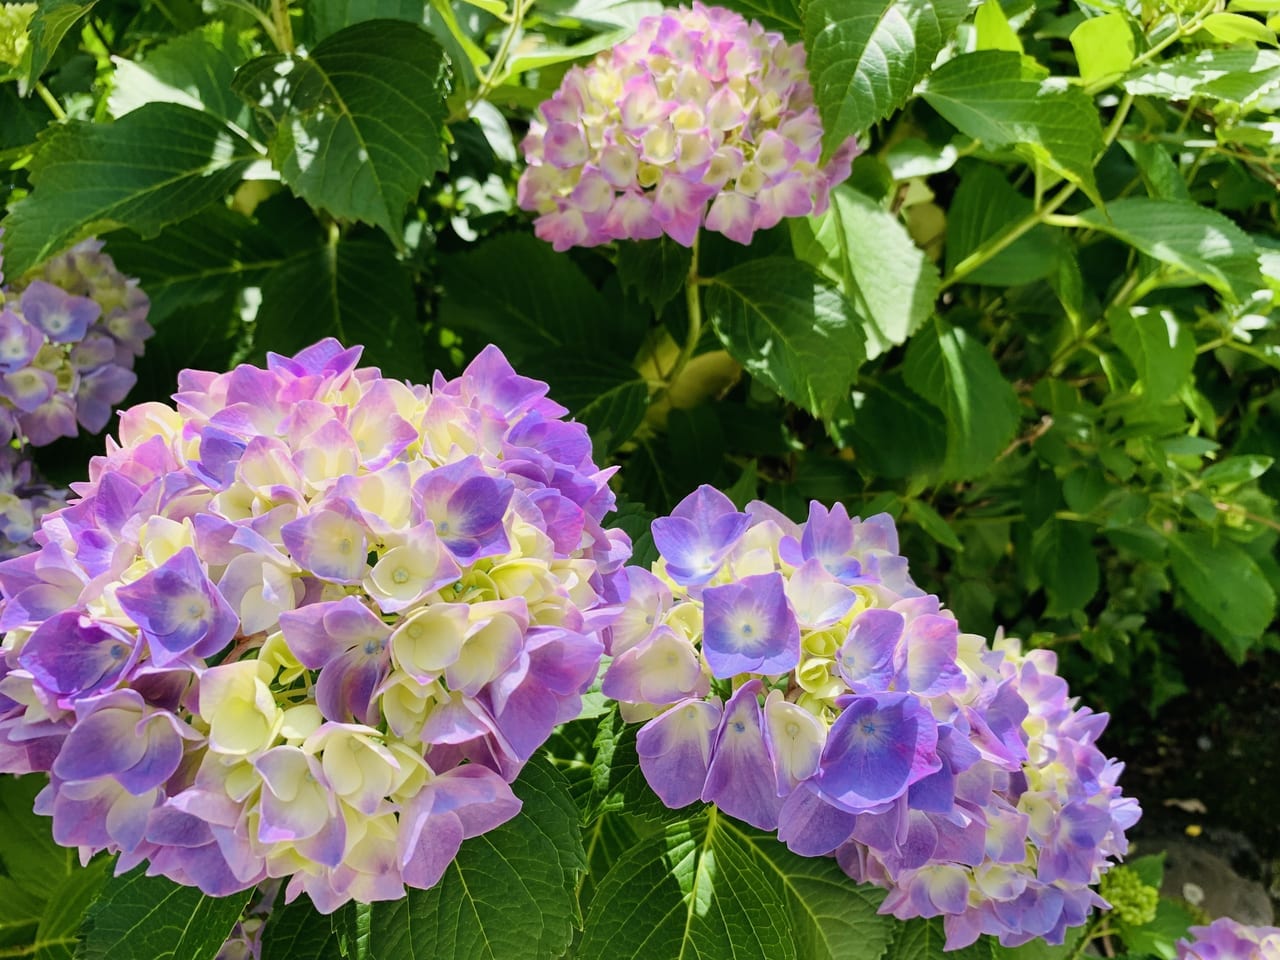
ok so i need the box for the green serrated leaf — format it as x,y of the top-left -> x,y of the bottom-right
587,708 -> 698,825
1201,455 -> 1274,491
104,206 -> 287,325
33,859 -> 109,960
908,498 -> 963,550
714,0 -> 803,35
1123,49 -> 1280,106
804,0 -> 969,157
0,102 -> 258,278
945,166 -> 1063,286
616,237 -> 694,314
1168,530 -> 1277,661
369,756 -> 584,960
848,375 -> 947,479
902,319 -> 1021,481
792,185 -> 939,358
77,868 -> 252,960
1076,199 -> 1262,302
1070,13 -> 1135,85
253,235 -> 423,380
1199,11 -> 1278,45
439,233 -> 614,365
804,0 -> 969,158
705,258 -> 866,420
922,51 -> 1104,205
719,819 -> 895,960
578,812 -> 797,960
260,897 -> 342,960
886,917 -> 993,960
531,355 -> 649,454
1032,518 -> 1100,617
233,20 -> 451,243
1110,307 -> 1196,403
19,0 -> 96,92
0,776 -> 72,900
975,0 -> 1023,53
108,24 -> 252,127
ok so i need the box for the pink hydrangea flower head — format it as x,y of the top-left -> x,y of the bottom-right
0,339 -> 629,912
608,486 -> 1139,949
518,3 -> 861,250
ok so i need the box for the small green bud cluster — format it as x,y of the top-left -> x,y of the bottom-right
1100,865 -> 1160,927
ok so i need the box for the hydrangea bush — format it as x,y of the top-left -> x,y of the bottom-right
1,0 -> 1277,956
1177,918 -> 1280,960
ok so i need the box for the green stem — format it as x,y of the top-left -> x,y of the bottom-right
667,234 -> 703,388
1065,912 -> 1106,960
467,0 -> 531,112
34,81 -> 66,121
270,0 -> 294,54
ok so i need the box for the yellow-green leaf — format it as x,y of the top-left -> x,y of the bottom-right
975,0 -> 1023,53
1199,11 -> 1278,44
1070,13 -> 1135,85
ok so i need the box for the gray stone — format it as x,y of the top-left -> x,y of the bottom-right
1158,838 -> 1275,926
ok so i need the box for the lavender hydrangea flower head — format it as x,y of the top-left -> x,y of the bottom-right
517,2 -> 861,250
1178,918 -> 1280,960
606,485 -> 1139,949
0,238 -> 153,446
0,339 -> 629,912
0,446 -> 68,559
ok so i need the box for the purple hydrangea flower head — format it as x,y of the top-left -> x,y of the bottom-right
0,339 -> 629,913
606,485 -> 1139,949
1177,918 -> 1280,960
518,3 -> 861,250
0,237 -> 154,446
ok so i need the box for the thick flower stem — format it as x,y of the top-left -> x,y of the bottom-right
667,234 -> 703,389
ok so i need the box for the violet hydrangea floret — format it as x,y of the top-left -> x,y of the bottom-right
517,2 -> 861,251
605,484 -> 1140,949
0,446 -> 67,559
0,238 -> 154,446
1176,918 -> 1280,960
0,338 -> 630,913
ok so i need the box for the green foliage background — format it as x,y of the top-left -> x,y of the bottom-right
0,0 -> 1277,955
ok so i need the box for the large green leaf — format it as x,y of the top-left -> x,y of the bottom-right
0,776 -> 108,958
1168,530 -> 1277,662
716,0 -> 803,35
260,898 -> 343,960
1032,518 -> 1101,617
885,917 -> 994,960
0,102 -> 258,278
253,235 -> 424,381
585,708 -> 696,825
533,355 -> 649,454
438,232 -> 613,364
923,52 -> 1104,204
616,237 -> 694,314
902,319 -> 1022,481
108,24 -> 253,129
705,258 -> 866,420
369,757 -> 584,960
848,374 -> 947,479
105,206 -> 287,325
77,868 -> 252,960
577,812 -> 795,960
18,0 -> 95,92
233,20 -> 451,242
579,810 -> 895,960
1110,307 -> 1196,403
803,0 -> 970,157
792,185 -> 939,357
945,166 -> 1063,286
1075,199 -> 1262,302
1124,48 -> 1280,106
